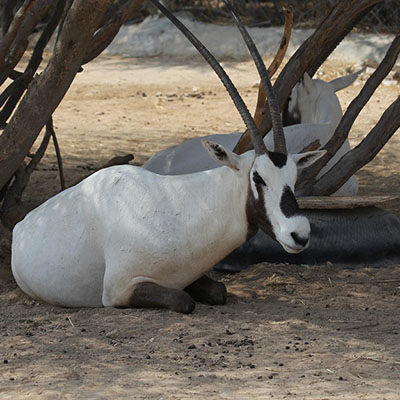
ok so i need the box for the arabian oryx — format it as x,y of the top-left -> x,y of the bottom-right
144,69 -> 362,196
11,0 -> 325,313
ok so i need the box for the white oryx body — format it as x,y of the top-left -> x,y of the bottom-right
12,146 -> 322,308
144,70 -> 362,196
12,160 -> 250,307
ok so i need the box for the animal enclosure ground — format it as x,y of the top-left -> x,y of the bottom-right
1,55 -> 399,399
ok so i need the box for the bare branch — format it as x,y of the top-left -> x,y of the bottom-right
101,154 -> 134,169
0,67 -> 33,127
1,126 -> 51,213
304,95 -> 400,196
297,34 -> 400,195
0,0 -> 33,66
1,0 -> 18,38
27,0 -> 66,73
83,0 -> 146,65
0,0 -> 66,127
0,0 -> 115,190
46,117 -> 65,191
0,0 -> 51,86
71,154 -> 134,187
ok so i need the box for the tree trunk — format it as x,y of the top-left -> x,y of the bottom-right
0,0 -> 114,190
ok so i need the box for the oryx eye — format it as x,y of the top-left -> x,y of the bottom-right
253,171 -> 266,186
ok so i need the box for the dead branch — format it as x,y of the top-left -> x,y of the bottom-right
234,6 -> 293,154
0,0 -> 33,67
0,125 -> 51,213
299,139 -> 321,154
235,0 -> 383,153
0,0 -> 51,86
0,0 -> 67,127
101,154 -> 134,169
83,0 -> 146,65
1,0 -> 18,38
27,0 -> 66,72
46,117 -> 65,191
0,67 -> 31,109
0,0 -> 115,191
71,154 -> 134,188
297,34 -> 400,195
301,95 -> 400,196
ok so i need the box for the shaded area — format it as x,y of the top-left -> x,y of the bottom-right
217,207 -> 400,271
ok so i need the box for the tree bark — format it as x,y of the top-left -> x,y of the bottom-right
83,0 -> 146,65
0,0 -> 114,190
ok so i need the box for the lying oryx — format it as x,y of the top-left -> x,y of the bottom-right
144,70 -> 362,196
12,0 -> 324,312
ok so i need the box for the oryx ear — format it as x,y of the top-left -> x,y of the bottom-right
330,67 -> 365,92
201,140 -> 240,170
292,150 -> 327,169
302,72 -> 314,94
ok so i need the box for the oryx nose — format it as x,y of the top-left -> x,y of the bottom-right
291,232 -> 309,247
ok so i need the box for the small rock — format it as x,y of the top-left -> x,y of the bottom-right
382,79 -> 398,86
240,323 -> 250,331
105,329 -> 119,339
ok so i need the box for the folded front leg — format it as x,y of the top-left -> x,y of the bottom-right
185,275 -> 227,305
129,282 -> 196,314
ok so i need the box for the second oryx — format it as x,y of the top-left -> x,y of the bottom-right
144,67 -> 362,196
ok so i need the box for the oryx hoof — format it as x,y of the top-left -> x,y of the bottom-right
129,282 -> 195,314
185,276 -> 227,305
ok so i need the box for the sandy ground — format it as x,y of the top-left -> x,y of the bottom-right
0,55 -> 399,399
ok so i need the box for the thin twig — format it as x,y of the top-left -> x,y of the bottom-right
346,279 -> 400,284
342,322 -> 380,331
349,356 -> 386,363
46,118 -> 66,191
66,316 -> 75,328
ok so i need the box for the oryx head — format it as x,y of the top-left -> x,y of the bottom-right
286,72 -> 340,124
151,0 -> 325,254
286,69 -> 362,126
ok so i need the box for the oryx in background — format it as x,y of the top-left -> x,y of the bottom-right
144,69 -> 362,196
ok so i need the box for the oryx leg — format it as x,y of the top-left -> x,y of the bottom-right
128,282 -> 195,314
185,275 -> 227,305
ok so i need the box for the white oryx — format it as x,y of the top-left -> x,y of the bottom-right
12,0 -> 325,312
144,70 -> 362,196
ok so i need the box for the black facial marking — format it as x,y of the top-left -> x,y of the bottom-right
280,185 -> 301,217
268,151 -> 287,168
246,183 -> 275,242
252,171 -> 266,186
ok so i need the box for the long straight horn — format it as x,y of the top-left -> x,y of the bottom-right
223,0 -> 287,155
149,0 -> 267,155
